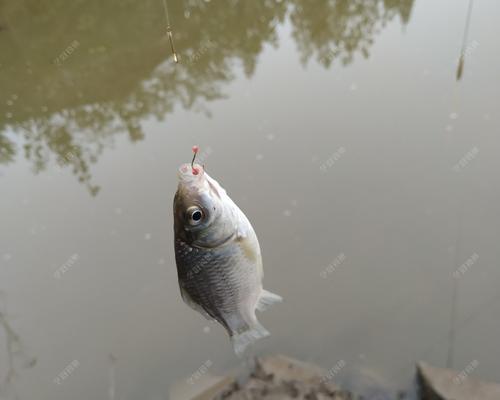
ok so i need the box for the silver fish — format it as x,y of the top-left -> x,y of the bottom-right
173,162 -> 282,356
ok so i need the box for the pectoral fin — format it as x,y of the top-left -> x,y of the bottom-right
256,289 -> 283,312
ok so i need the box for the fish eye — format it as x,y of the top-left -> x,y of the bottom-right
186,206 -> 204,225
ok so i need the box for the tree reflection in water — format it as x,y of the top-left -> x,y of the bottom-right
0,292 -> 37,399
0,0 -> 414,195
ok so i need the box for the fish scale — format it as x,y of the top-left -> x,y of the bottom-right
176,239 -> 251,330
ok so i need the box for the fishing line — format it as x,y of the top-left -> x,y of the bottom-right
445,0 -> 475,370
459,0 -> 474,58
108,354 -> 117,400
162,0 -> 178,63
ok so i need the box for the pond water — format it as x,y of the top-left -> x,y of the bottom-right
1,0 -> 499,399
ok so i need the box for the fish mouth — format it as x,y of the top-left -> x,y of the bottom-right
177,163 -> 205,183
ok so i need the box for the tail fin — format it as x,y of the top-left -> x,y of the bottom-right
256,289 -> 283,312
231,322 -> 270,357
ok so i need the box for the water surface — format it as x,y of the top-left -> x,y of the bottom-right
1,0 -> 500,399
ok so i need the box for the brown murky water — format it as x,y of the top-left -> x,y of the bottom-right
1,0 -> 499,399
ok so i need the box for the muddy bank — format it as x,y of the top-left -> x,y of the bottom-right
191,355 -> 406,400
210,355 -> 353,400
186,355 -> 500,400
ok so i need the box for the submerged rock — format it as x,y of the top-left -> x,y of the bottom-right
417,362 -> 500,400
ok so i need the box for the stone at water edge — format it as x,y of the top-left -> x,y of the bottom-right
417,362 -> 500,400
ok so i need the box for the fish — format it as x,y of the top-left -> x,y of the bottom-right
173,157 -> 282,356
